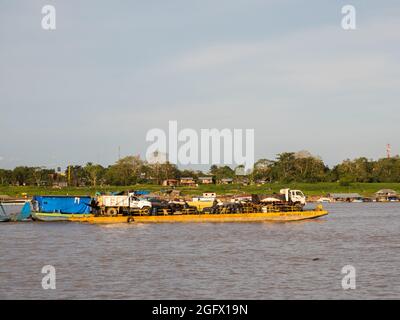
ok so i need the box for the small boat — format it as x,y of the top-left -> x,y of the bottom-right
69,206 -> 328,224
0,201 -> 32,222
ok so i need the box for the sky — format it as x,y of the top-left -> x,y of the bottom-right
0,0 -> 399,170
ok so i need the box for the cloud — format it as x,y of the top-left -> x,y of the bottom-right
172,43 -> 262,71
0,156 -> 4,161
1,2 -> 399,168
136,17 -> 400,165
165,18 -> 400,85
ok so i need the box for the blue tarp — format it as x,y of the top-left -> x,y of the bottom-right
17,202 -> 32,221
32,196 -> 92,214
134,190 -> 150,195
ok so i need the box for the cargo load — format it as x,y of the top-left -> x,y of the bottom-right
32,195 -> 92,214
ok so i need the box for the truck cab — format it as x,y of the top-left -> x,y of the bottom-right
290,190 -> 306,205
128,194 -> 152,212
280,189 -> 306,206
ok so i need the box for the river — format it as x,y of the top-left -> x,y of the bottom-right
0,203 -> 399,299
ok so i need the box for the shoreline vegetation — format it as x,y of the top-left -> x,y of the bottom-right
1,151 -> 400,199
1,182 -> 399,199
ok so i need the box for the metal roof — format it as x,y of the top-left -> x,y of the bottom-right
375,189 -> 397,195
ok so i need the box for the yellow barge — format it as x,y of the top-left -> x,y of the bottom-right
68,207 -> 328,224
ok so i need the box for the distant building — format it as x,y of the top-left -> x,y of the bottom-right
328,193 -> 363,202
236,176 -> 250,185
162,179 -> 179,187
52,181 -> 68,188
202,192 -> 216,198
219,178 -> 233,185
198,177 -> 213,184
375,189 -> 398,202
180,177 -> 197,187
255,179 -> 267,185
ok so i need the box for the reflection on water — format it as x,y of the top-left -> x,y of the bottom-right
0,203 -> 399,299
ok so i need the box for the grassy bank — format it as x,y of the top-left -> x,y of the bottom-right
1,183 -> 400,198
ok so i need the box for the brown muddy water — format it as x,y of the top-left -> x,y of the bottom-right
0,203 -> 399,299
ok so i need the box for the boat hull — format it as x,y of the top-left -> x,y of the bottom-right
0,216 -> 11,222
32,212 -> 92,222
68,210 -> 328,224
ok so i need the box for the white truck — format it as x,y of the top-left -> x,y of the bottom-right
260,188 -> 306,207
280,188 -> 306,206
97,193 -> 152,215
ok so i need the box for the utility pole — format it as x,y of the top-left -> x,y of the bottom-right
118,146 -> 121,160
68,165 -> 71,186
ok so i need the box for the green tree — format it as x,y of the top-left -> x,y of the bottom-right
269,152 -> 328,183
333,157 -> 374,183
144,161 -> 180,184
209,165 -> 235,180
0,169 -> 12,185
105,156 -> 144,185
84,162 -> 105,187
372,157 -> 400,182
65,165 -> 88,187
12,166 -> 35,185
271,153 -> 297,182
252,159 -> 274,182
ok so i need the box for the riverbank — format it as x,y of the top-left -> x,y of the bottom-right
1,182 -> 399,199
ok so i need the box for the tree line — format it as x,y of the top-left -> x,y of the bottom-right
1,151 -> 400,187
